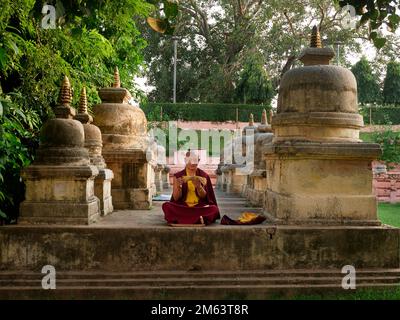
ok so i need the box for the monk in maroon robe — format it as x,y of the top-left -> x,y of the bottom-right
162,151 -> 220,225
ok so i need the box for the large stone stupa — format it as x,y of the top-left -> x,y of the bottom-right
264,26 -> 382,225
92,67 -> 154,209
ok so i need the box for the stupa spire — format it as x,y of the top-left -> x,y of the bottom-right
261,109 -> 268,125
79,87 -> 88,114
249,113 -> 254,126
310,25 -> 322,48
113,66 -> 121,88
60,75 -> 72,106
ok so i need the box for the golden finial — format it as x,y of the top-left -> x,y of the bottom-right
310,25 -> 322,48
269,110 -> 273,124
113,66 -> 121,88
78,87 -> 88,114
261,109 -> 267,125
60,75 -> 72,105
249,113 -> 254,126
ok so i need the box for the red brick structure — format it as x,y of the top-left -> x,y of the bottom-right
373,161 -> 400,203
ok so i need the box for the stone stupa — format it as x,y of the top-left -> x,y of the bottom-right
19,76 -> 100,224
264,26 -> 382,225
92,67 -> 154,209
75,87 -> 114,216
221,113 -> 255,195
246,109 -> 274,206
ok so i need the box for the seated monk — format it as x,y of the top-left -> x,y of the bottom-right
162,150 -> 220,225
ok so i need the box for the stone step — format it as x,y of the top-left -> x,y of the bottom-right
1,269 -> 400,280
1,270 -> 399,286
1,276 -> 399,288
1,275 -> 399,299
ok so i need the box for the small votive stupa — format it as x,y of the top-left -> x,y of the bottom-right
220,114 -> 255,194
19,76 -> 100,224
264,26 -> 382,225
75,87 -> 114,215
246,109 -> 273,206
92,67 -> 153,209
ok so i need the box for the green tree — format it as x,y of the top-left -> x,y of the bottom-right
143,0 -> 371,103
235,53 -> 274,104
351,57 -> 382,104
338,0 -> 400,49
383,61 -> 400,105
0,0 -> 151,222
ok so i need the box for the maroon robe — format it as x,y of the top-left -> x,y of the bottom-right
162,168 -> 220,225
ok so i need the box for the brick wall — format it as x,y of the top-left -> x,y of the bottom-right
373,161 -> 400,203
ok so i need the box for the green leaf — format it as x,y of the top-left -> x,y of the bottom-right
370,31 -> 378,40
0,48 -> 7,71
0,209 -> 7,219
370,9 -> 379,21
372,37 -> 387,49
388,14 -> 400,29
163,0 -> 178,19
6,39 -> 19,55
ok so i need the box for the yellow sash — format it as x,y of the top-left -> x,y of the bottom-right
184,170 -> 201,207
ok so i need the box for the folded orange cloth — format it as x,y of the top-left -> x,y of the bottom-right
220,212 -> 266,225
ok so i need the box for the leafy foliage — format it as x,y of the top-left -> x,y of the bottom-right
372,126 -> 400,164
0,95 -> 40,222
351,57 -> 382,104
338,0 -> 400,49
0,0 -> 151,222
235,53 -> 274,105
383,61 -> 400,105
142,0 -> 371,103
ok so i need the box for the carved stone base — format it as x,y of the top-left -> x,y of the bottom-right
264,142 -> 382,225
95,168 -> 114,216
19,165 -> 100,225
102,149 -> 153,210
246,174 -> 266,207
111,188 -> 151,210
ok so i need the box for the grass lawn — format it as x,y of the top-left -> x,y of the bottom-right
378,203 -> 400,227
287,288 -> 400,300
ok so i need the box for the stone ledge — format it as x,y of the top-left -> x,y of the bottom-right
0,224 -> 398,271
264,142 -> 382,160
102,149 -> 149,162
272,112 -> 364,128
22,165 -> 99,179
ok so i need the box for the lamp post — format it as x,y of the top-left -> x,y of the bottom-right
172,36 -> 178,103
334,41 -> 344,66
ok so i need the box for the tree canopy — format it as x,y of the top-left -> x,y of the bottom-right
383,61 -> 400,105
235,52 -> 274,105
351,57 -> 382,105
0,0 -> 151,221
142,0 -> 382,103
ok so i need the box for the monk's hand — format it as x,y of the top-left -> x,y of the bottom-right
175,177 -> 183,188
195,179 -> 207,198
193,177 -> 202,189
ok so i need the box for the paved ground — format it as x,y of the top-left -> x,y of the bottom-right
94,190 -> 263,228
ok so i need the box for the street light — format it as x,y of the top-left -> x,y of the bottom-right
172,36 -> 178,103
334,41 -> 344,66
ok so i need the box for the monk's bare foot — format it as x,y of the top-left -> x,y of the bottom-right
200,216 -> 204,225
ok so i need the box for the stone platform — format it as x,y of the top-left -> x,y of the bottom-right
0,191 -> 399,299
